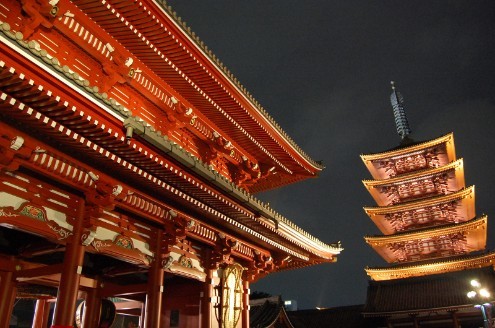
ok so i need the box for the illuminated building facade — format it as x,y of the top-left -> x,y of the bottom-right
0,0 -> 342,327
360,83 -> 494,327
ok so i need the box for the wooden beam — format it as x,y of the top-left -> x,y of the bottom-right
14,263 -> 64,280
101,282 -> 148,298
114,300 -> 143,310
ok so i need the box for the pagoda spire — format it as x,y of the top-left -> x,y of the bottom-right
390,81 -> 412,140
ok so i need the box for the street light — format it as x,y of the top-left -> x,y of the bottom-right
467,279 -> 491,328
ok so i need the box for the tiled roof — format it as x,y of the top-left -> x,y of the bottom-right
287,305 -> 365,328
364,266 -> 495,315
250,296 -> 293,328
360,133 -> 454,161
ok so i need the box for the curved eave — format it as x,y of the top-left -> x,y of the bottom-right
364,186 -> 476,235
152,0 -> 324,172
365,186 -> 476,235
364,186 -> 475,216
0,49 -> 338,263
70,0 -> 323,179
366,251 -> 495,281
363,159 -> 464,188
360,133 -> 455,163
365,215 -> 487,245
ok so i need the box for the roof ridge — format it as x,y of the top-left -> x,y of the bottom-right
157,0 -> 324,170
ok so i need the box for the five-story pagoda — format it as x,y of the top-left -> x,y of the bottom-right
360,83 -> 495,327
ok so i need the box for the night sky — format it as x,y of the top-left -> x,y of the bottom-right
166,1 -> 495,309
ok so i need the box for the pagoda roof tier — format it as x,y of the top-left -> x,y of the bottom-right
366,250 -> 495,281
365,216 -> 487,263
59,0 -> 323,192
363,266 -> 495,316
363,159 -> 465,206
361,133 -> 456,180
0,53 -> 341,268
364,186 -> 476,234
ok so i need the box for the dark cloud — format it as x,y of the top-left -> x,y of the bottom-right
167,0 -> 495,309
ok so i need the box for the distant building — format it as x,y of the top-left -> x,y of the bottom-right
250,297 -> 367,328
284,300 -> 298,311
360,82 -> 495,327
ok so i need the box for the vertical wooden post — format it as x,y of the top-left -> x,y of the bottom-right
51,199 -> 86,328
201,268 -> 214,328
412,315 -> 419,328
0,270 -> 16,328
83,287 -> 101,328
241,280 -> 250,328
451,311 -> 459,328
144,229 -> 164,328
139,302 -> 146,328
32,299 -> 51,328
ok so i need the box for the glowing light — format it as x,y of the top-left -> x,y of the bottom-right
471,279 -> 481,288
467,291 -> 477,299
479,289 -> 490,298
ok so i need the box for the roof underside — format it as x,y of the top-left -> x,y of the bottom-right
0,32 -> 341,266
70,0 -> 323,193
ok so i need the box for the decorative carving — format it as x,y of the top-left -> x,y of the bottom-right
0,209 -> 19,218
162,256 -> 174,269
0,203 -> 72,241
85,178 -> 122,209
178,255 -> 193,268
112,185 -> 123,197
81,229 -> 96,246
377,146 -> 447,178
386,201 -> 462,232
91,240 -> 112,252
49,224 -> 72,240
100,51 -> 134,92
113,234 -> 134,250
10,136 -> 24,150
389,233 -> 468,263
186,219 -> 196,230
19,0 -> 59,38
0,134 -> 35,171
19,204 -> 46,222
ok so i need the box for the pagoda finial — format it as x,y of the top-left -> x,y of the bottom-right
390,81 -> 412,140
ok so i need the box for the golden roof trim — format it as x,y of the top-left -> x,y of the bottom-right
362,158 -> 463,188
360,133 -> 454,162
364,186 -> 474,215
364,215 -> 487,245
366,251 -> 495,281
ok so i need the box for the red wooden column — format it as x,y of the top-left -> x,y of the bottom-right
83,286 -> 102,328
32,299 -> 51,328
201,268 -> 214,328
144,229 -> 164,328
241,280 -> 250,328
0,270 -> 16,328
51,199 -> 86,328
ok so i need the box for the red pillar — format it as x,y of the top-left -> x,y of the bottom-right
0,270 -> 16,328
201,269 -> 214,328
144,229 -> 164,328
51,199 -> 86,328
32,299 -> 51,328
82,287 -> 101,328
242,280 -> 250,328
